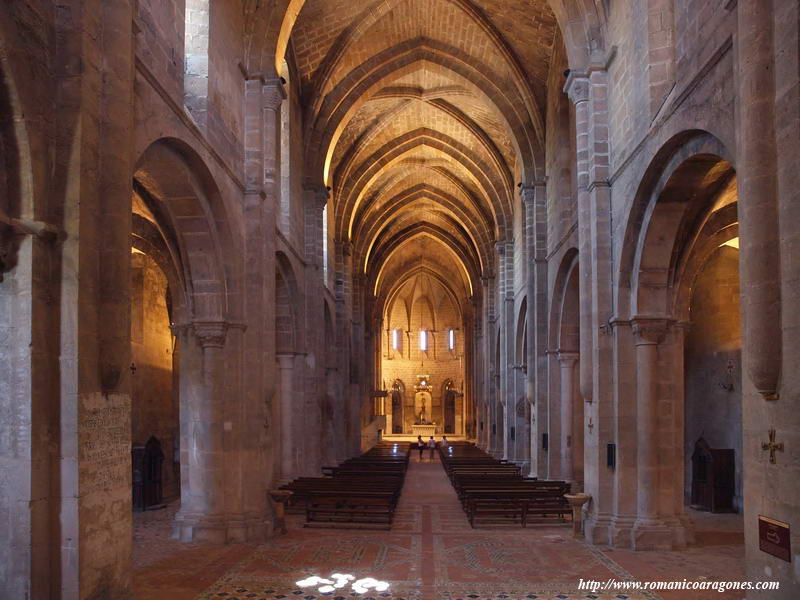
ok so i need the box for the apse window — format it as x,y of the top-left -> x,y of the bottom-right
419,330 -> 428,352
392,329 -> 402,351
448,329 -> 456,351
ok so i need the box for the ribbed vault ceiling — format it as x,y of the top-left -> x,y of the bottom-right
288,0 -> 560,310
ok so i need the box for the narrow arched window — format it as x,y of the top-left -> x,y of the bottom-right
184,0 -> 209,128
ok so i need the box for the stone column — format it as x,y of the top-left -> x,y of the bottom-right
564,76 -> 593,407
631,318 -> 672,549
263,77 -> 285,484
239,75 -> 282,542
175,321 -> 229,544
521,181 -> 548,477
558,352 -> 579,483
496,240 -> 514,461
527,396 -> 537,478
480,275 -> 495,453
277,353 -> 296,482
333,240 -> 352,461
303,184 -> 329,474
565,65 -> 615,544
736,0 -> 782,401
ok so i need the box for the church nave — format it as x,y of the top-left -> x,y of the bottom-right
0,0 -> 797,598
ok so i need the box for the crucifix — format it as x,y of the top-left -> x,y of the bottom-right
762,429 -> 784,464
587,417 -> 594,434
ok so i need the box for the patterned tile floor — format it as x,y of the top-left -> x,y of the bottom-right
133,456 -> 746,600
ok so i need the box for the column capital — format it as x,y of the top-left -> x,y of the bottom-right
495,239 -> 513,255
304,182 -> 330,210
336,239 -> 353,256
193,321 -> 229,348
276,353 -> 296,368
557,351 -> 580,366
631,317 -> 671,345
170,321 -> 192,337
262,77 -> 286,110
564,71 -> 590,105
519,180 -> 547,203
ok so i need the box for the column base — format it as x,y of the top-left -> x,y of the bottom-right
173,512 -> 272,544
584,514 -> 613,545
608,516 -> 637,548
678,512 -> 695,545
631,518 -> 687,550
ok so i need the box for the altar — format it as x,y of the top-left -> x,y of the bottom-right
412,424 -> 438,437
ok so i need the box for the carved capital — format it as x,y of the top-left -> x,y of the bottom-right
262,78 -> 286,110
194,321 -> 229,349
631,317 -> 670,346
519,181 -> 545,205
564,71 -> 590,105
557,351 -> 580,367
304,182 -> 330,210
276,353 -> 295,369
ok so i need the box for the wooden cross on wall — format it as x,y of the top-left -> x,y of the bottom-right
762,429 -> 784,464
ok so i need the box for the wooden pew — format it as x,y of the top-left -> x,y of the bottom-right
280,442 -> 411,529
438,442 -> 571,528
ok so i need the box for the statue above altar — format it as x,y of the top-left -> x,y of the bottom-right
414,391 -> 432,424
413,373 -> 434,425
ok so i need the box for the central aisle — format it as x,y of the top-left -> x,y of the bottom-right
133,451 -> 745,600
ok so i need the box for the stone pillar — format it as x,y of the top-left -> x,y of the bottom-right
277,353 -> 296,482
263,77 -> 285,483
303,184 -> 329,474
736,0 -> 782,402
496,240 -> 514,461
558,352 -> 579,483
565,66 -> 615,545
564,76 -> 594,408
175,321 -> 229,544
631,318 -> 672,550
333,239 -> 352,462
239,74 -> 282,542
480,275 -> 496,454
527,396 -> 537,478
521,181 -> 548,477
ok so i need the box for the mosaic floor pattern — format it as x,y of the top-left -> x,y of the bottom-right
134,457 -> 745,600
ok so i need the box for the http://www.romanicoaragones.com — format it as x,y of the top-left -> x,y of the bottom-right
578,578 -> 780,594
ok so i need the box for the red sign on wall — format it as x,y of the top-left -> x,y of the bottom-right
758,515 -> 791,562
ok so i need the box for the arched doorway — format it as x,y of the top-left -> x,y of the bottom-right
129,207 -> 181,510
551,253 -> 582,488
441,379 -> 456,435
275,252 -> 299,482
390,379 -> 406,434
131,138 -> 245,545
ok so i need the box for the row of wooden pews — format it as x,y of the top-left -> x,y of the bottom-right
439,442 -> 571,528
280,442 -> 411,530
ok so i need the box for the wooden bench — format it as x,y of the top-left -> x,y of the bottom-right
438,442 -> 571,528
280,442 -> 411,528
